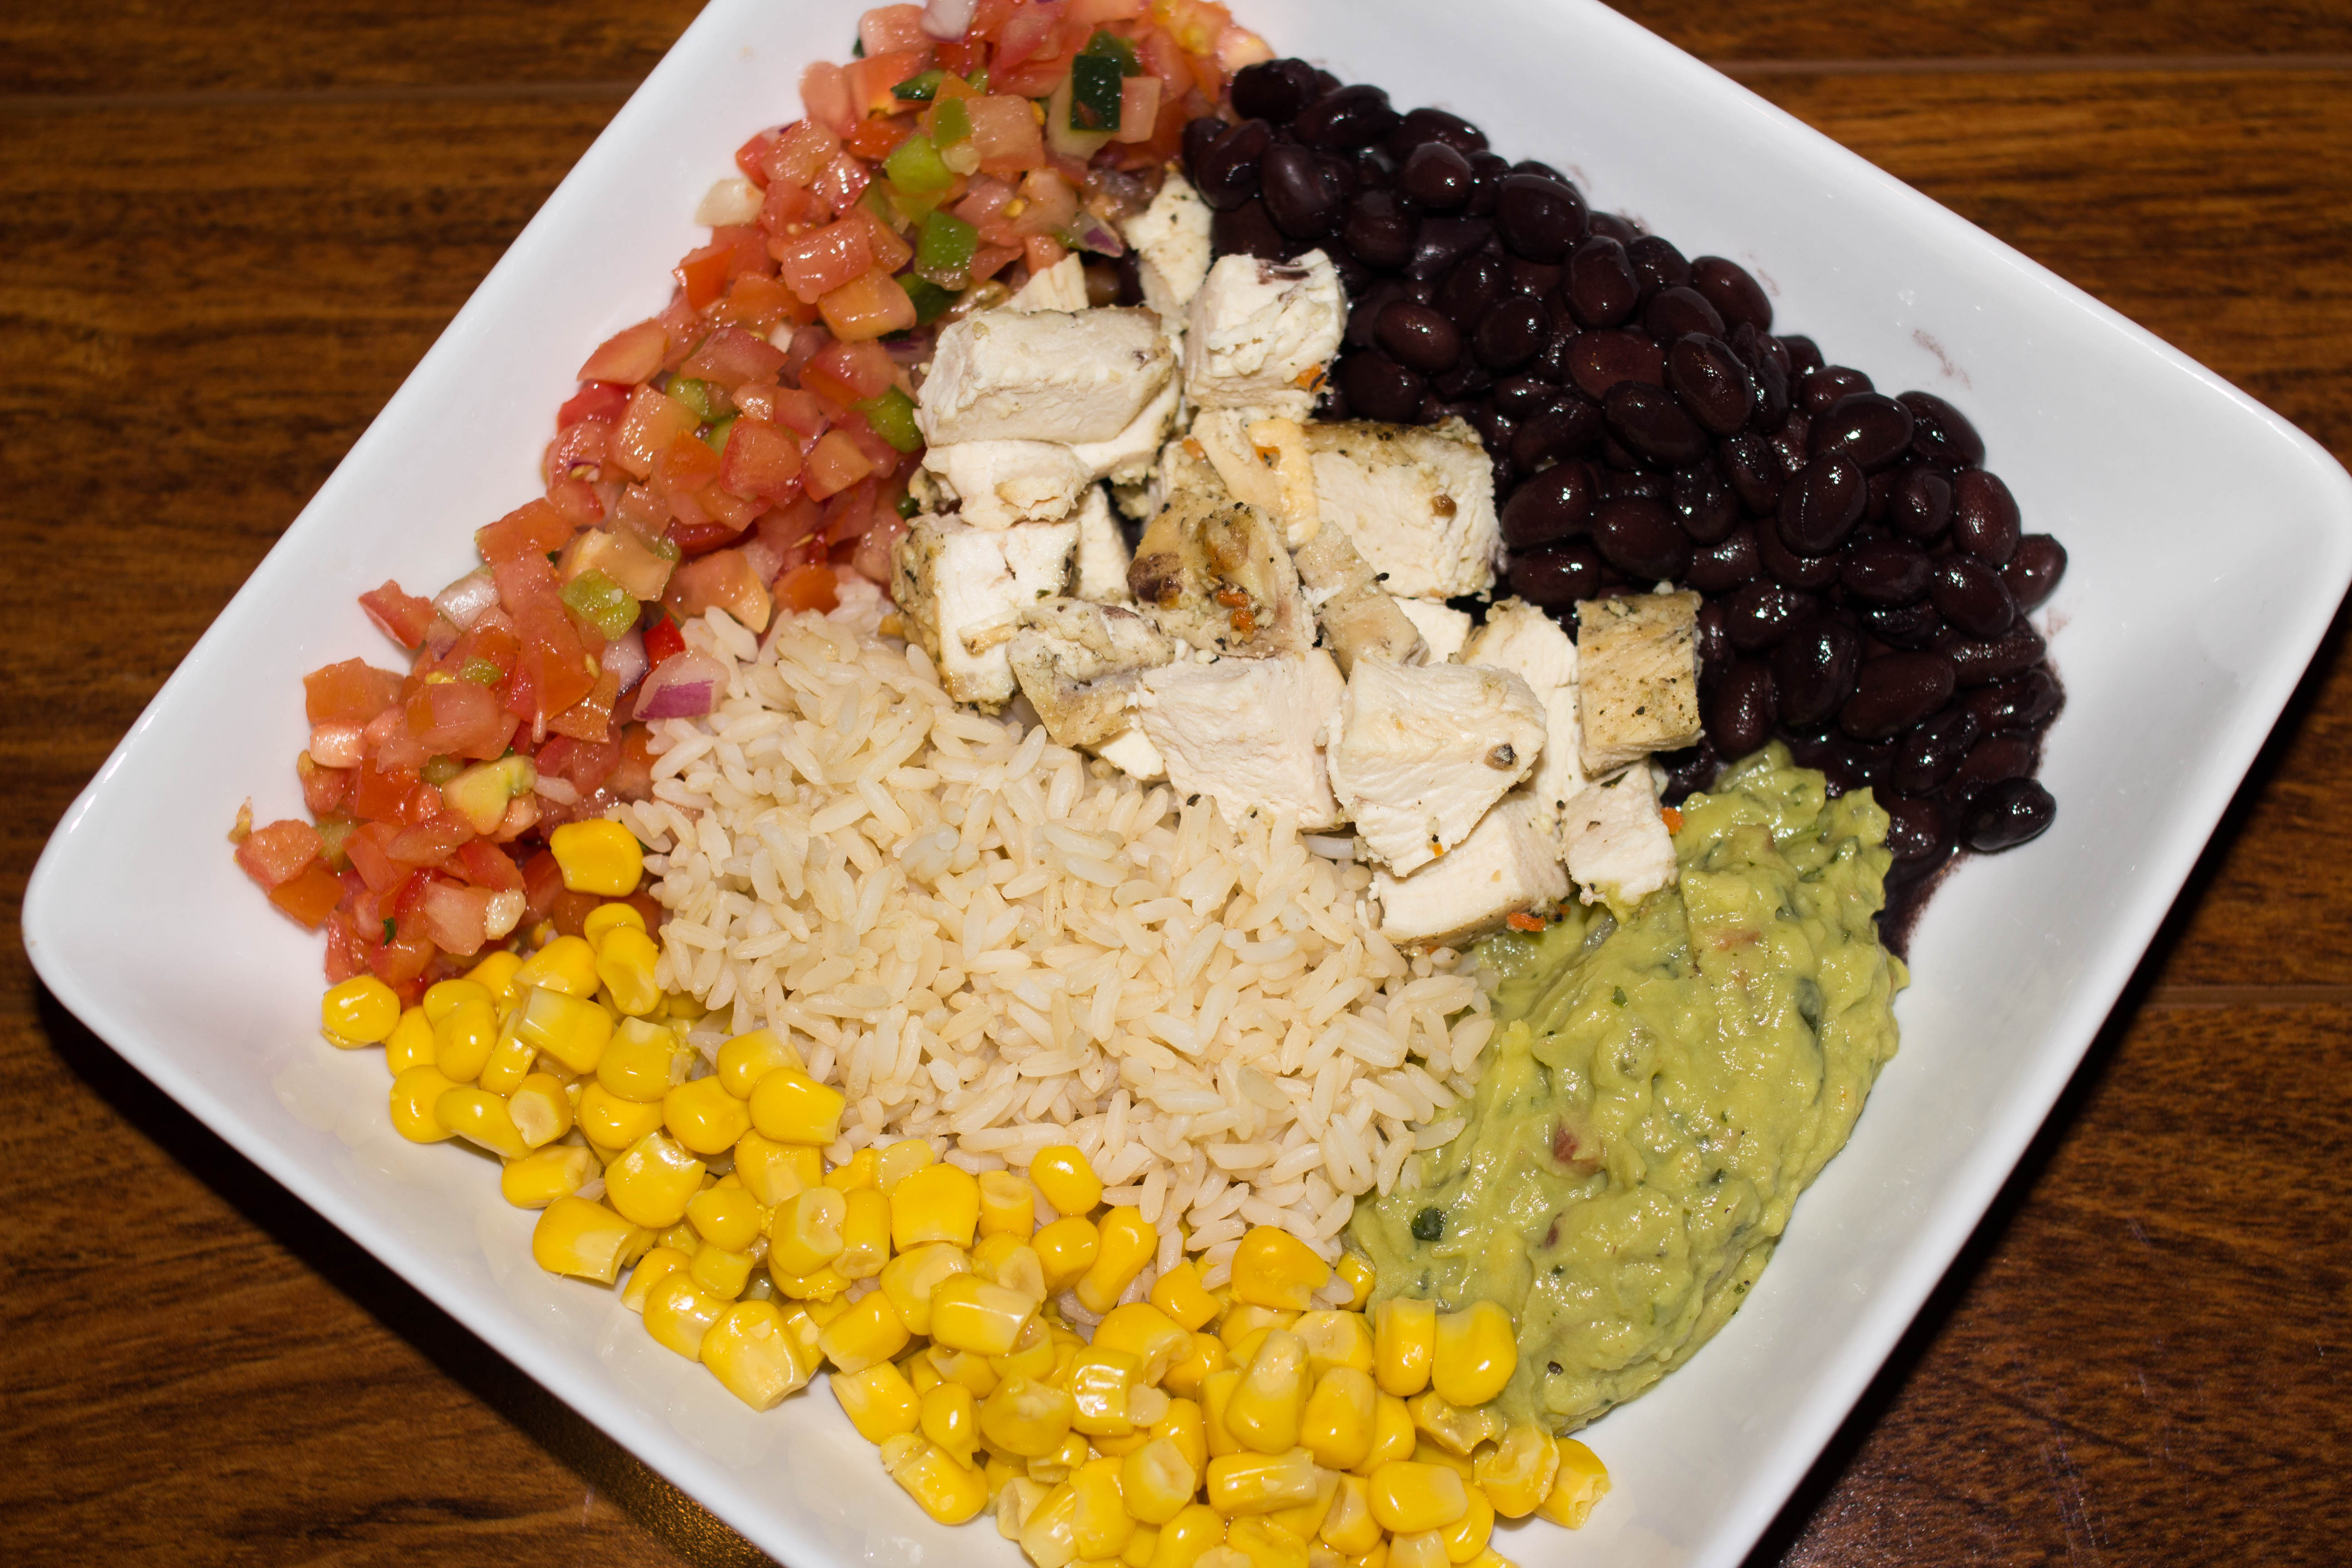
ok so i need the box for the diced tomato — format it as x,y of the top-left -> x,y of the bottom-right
964,95 -> 1049,174
808,338 -> 900,403
802,428 -> 879,500
612,386 -> 702,480
760,177 -> 823,235
235,819 -> 322,889
710,273 -> 810,335
811,151 -> 872,217
521,848 -> 568,922
818,270 -> 918,343
416,880 -> 491,957
642,616 -> 687,669
847,51 -> 929,118
799,61 -> 858,135
1011,167 -> 1080,235
577,320 -> 667,385
711,223 -> 774,280
851,206 -> 916,274
774,216 -> 875,304
859,5 -> 930,54
717,416 -> 805,503
665,549 -> 774,632
775,562 -> 841,615
735,125 -> 783,184
268,862 -> 346,930
358,580 -> 436,649
852,509 -> 911,583
763,120 -> 843,188
494,555 -> 598,717
680,325 -> 789,390
323,910 -> 368,984
667,517 -> 750,556
1112,74 -> 1163,142
348,758 -> 419,823
297,751 -> 353,815
303,658 -> 402,726
558,381 -> 633,429
996,4 -> 1066,69
1068,0 -> 1144,20
771,386 -> 834,440
476,498 -> 576,564
537,732 -> 623,795
970,0 -> 1022,39
659,430 -> 725,496
968,242 -> 1023,283
843,115 -> 912,162
405,680 -> 514,760
612,725 -> 658,804
386,813 -> 474,870
344,821 -> 401,892
544,474 -> 606,528
368,921 -> 438,987
546,666 -> 621,743
675,241 -> 733,311
547,418 -> 612,487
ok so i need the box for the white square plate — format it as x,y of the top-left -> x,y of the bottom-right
26,1 -> 2352,1563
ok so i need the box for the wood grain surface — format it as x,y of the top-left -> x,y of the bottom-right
5,3 -> 2349,1564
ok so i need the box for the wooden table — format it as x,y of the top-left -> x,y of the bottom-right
5,3 -> 2348,1562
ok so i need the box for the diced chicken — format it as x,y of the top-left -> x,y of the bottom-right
1290,519 -> 1426,676
1326,660 -> 1547,875
1007,596 -> 1174,747
1123,173 -> 1212,325
1574,590 -> 1703,774
1396,600 -> 1471,664
1562,764 -> 1679,915
1093,726 -> 1167,782
891,514 -> 1078,709
1190,409 -> 1319,546
1071,485 -> 1132,603
1138,652 -> 1347,829
1303,420 -> 1501,600
1069,372 -> 1181,489
1127,441 -> 1313,659
1009,253 -> 1091,313
1463,598 -> 1591,843
1185,251 -> 1344,418
917,308 -> 1174,446
1375,794 -> 1569,947
920,440 -> 1093,530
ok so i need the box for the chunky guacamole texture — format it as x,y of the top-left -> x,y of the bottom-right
1352,746 -> 1907,1433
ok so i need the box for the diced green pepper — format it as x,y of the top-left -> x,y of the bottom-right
421,755 -> 462,786
667,376 -> 724,422
914,209 -> 979,288
854,386 -> 924,453
883,132 -> 956,196
931,95 -> 972,147
895,491 -> 921,518
1068,53 -> 1124,132
459,657 -> 504,686
892,69 -> 946,102
966,67 -> 989,93
1080,29 -> 1141,76
702,412 -> 738,454
647,530 -> 681,563
899,275 -> 956,324
560,567 -> 641,641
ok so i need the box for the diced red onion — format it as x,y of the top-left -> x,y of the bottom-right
922,0 -> 977,39
1068,211 -> 1125,257
603,627 -> 649,696
634,649 -> 727,719
433,568 -> 500,629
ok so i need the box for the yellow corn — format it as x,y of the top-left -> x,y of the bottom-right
1066,1346 -> 1146,1436
1076,1206 -> 1158,1314
514,933 -> 601,996
1534,1438 -> 1609,1529
506,1072 -> 573,1147
733,1130 -> 820,1204
1204,1447 -> 1320,1515
1155,1397 -> 1209,1475
768,1185 -> 847,1275
1070,1455 -> 1136,1560
322,975 -> 401,1044
1118,1436 -> 1199,1525
530,1194 -> 652,1283
1123,1523 -> 1161,1568
1029,1144 -> 1103,1216
640,1269 -> 728,1357
824,1147 -> 880,1191
1472,1425 -> 1558,1519
990,1315 -> 1058,1382
592,923 -> 661,1016
1151,1504 -> 1225,1568
837,1185 -> 892,1279
422,977 -> 490,1024
388,1065 -> 460,1142
680,1183 -> 760,1252
604,1131 -> 705,1229
1164,1330 -> 1228,1398
1201,1368 -> 1244,1458
1412,1440 -> 1474,1481
431,997 -> 500,1083
500,985 -> 603,1077
817,1290 -> 911,1373
1367,1461 -> 1469,1534
1294,1311 -> 1376,1379
1093,1303 -> 1193,1384
925,1342 -> 999,1398
1430,1303 -> 1516,1408
715,1027 -> 800,1098
929,1274 -> 1037,1356
891,1161 -> 982,1250
747,1067 -> 848,1145
479,1019 -> 541,1095
1230,1227 -> 1330,1313
881,1433 -> 991,1525
464,949 -> 524,1004
594,1016 -> 687,1100
1319,1474 -> 1382,1555
1372,1299 -> 1436,1397
874,1137 -> 934,1192
576,1081 -> 664,1148
382,1006 -> 435,1073
995,1473 -> 1049,1541
662,1075 -> 750,1156
700,1299 -> 813,1410
980,1374 -> 1077,1457
1406,1391 -> 1500,1459
1150,1259 -> 1222,1331
549,818 -> 643,895
1034,1214 -> 1102,1292
1355,1392 -> 1416,1475
1226,1329 -> 1310,1455
689,1242 -> 752,1298
1437,1484 -> 1492,1563
977,1168 -> 1036,1237
1219,1305 -> 1297,1352
975,1236 -> 1049,1303
878,1241 -> 974,1336
1387,1530 -> 1448,1568
1335,1253 -> 1376,1310
620,1245 -> 691,1314
501,1144 -> 595,1208
1299,1365 -> 1379,1470
1228,1514 -> 1313,1568
1019,1478 -> 1082,1566
433,1086 -> 529,1158
581,899 -> 645,947
1030,1430 -> 1090,1486
919,1380 -> 981,1466
905,1355 -> 943,1397
833,1358 -> 922,1443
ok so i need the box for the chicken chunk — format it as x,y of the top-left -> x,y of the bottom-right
1009,253 -> 1090,313
1007,596 -> 1174,747
1123,173 -> 1212,325
1396,600 -> 1472,664
917,308 -> 1174,446
891,515 -> 1078,709
1574,590 -> 1703,774
1189,408 -> 1319,546
919,440 -> 1094,530
1138,652 -> 1347,830
1068,372 -> 1181,490
1185,251 -> 1344,418
1070,485 -> 1132,603
1303,420 -> 1501,600
1326,660 -> 1547,875
1463,598 -> 1591,843
1290,519 -> 1426,676
1127,442 -> 1313,658
1375,794 -> 1570,947
1562,764 -> 1679,916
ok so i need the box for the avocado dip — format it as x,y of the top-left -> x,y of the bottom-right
1352,745 -> 1908,1433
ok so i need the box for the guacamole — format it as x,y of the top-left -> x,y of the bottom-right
1352,746 -> 1907,1433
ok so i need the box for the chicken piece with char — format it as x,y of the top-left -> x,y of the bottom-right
891,514 -> 1078,710
1006,597 -> 1174,749
1574,590 -> 1704,774
1303,419 -> 1502,601
1127,441 -> 1313,659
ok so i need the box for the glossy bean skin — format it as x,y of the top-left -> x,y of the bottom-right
1940,624 -> 2047,686
1600,466 -> 1666,503
1928,556 -> 2019,639
1772,617 -> 1862,728
1624,234 -> 1691,300
1964,668 -> 2063,733
1565,236 -> 1640,327
1495,173 -> 1587,261
1891,706 -> 1981,794
1375,300 -> 1461,374
2003,534 -> 2068,609
1501,461 -> 1598,548
1211,200 -> 1289,260
1194,119 -> 1272,211
1840,537 -> 1932,605
1898,390 -> 1986,468
1338,350 -> 1426,422
1961,778 -> 2056,850
1341,190 -> 1418,269
1708,661 -> 1779,757
1567,330 -> 1665,399
1510,399 -> 1602,468
1689,256 -> 1773,333
1293,84 -> 1400,150
1434,250 -> 1504,329
1475,296 -> 1550,372
1181,115 -> 1227,178
1602,382 -> 1710,466
1879,793 -> 1952,862
1722,580 -> 1811,652
1591,495 -> 1693,579
1508,540 -> 1606,608
1780,334 -> 1826,376
1666,334 -> 1756,435
1729,323 -> 1792,433
1864,600 -> 1945,650
1642,285 -> 1725,343
1777,451 -> 1868,554
1952,732 -> 2039,791
1809,392 -> 1916,472
1670,461 -> 1741,544
1755,515 -> 1842,588
1887,464 -> 1955,540
1718,433 -> 1785,514
1260,143 -> 1339,239
1229,59 -> 1320,124
1952,470 -> 2023,564
1840,651 -> 1957,740
1409,216 -> 1495,281
1386,105 -> 1488,159
1685,525 -> 1761,592
1398,141 -> 1474,209
1695,598 -> 1733,667
1798,364 -> 1872,417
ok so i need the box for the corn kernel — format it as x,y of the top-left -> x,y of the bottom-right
1295,1311 -> 1376,1380
1020,1478 -> 1082,1566
1164,1330 -> 1228,1399
1061,1454 -> 1131,1559
1355,1394 -> 1415,1475
882,1435 -> 992,1525
1034,1214 -> 1101,1292
475,1020 -> 538,1094
879,1241 -> 974,1335
981,1374 -> 1077,1458
991,1314 -> 1058,1382
931,1275 -> 1039,1357
1387,1529 -> 1449,1568
1155,1396 -> 1209,1475
1412,1440 -> 1474,1481
1093,1303 -> 1192,1385
769,1186 -> 848,1275
1299,1365 -> 1379,1470
621,1247 -> 689,1313
1151,1259 -> 1223,1332
978,1169 -> 1036,1237
1205,1447 -> 1320,1515
698,1298 -> 812,1409
996,1473 -> 1050,1541
1067,1346 -> 1147,1436
926,1342 -> 999,1398
1406,1391 -> 1500,1459
690,1242 -> 753,1298
833,1359 -> 922,1443
1076,1206 -> 1158,1314
322,975 -> 400,1044
824,1147 -> 880,1191
431,997 -> 500,1083
1472,1425 -> 1558,1519
655,1219 -> 699,1254
1030,1144 -> 1104,1216
870,1137 -> 930,1191
505,985 -> 604,1076
772,1262 -> 850,1302
1430,1303 -> 1516,1409
501,1144 -> 595,1208
514,933 -> 600,996
1124,1523 -> 1161,1568
734,1130 -> 820,1205
1201,1368 -> 1244,1458
388,1065 -> 460,1142
1122,1436 -> 1200,1525
748,1068 -> 848,1145
818,1289 -> 911,1374
660,1075 -> 750,1156
577,1081 -> 664,1148
715,1027 -> 800,1098
838,1186 -> 892,1279
1319,1474 -> 1382,1556
531,1195 -> 652,1284
592,923 -> 662,1016
676,1184 -> 757,1254
507,1072 -> 574,1147
593,1016 -> 685,1100
422,977 -> 490,1024
550,818 -> 644,895
1367,1462 -> 1469,1534
975,1235 -> 1049,1301
1227,1330 -> 1310,1455
581,899 -> 645,946
1335,1253 -> 1376,1310
1437,1484 -> 1492,1563
604,1131 -> 706,1229
891,1161 -> 982,1250
1534,1438 -> 1608,1529
1219,1305 -> 1298,1352
382,1006 -> 435,1073
1152,1504 -> 1225,1568
1231,1227 -> 1330,1313
640,1269 -> 727,1356
1230,1514 -> 1314,1568
1372,1299 -> 1436,1397
920,1379 -> 982,1467
465,950 -> 524,1004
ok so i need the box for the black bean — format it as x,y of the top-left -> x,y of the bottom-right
1624,234 -> 1690,300
1891,705 -> 1980,795
1260,143 -> 1339,239
1770,410 -> 1812,477
1181,116 -> 1226,181
1963,668 -> 2063,733
1504,257 -> 1562,299
1293,84 -> 1399,150
1880,794 -> 1950,862
1591,495 -> 1692,579
1586,212 -> 1638,245
1475,296 -> 1549,372
1213,199 -> 1296,261
1709,661 -> 1778,758
1829,736 -> 1897,794
1509,540 -> 1605,608
1511,399 -> 1602,468
1689,256 -> 1773,333
1495,173 -> 1586,262
1841,537 -> 1932,605
1723,580 -> 1810,652
1462,151 -> 1510,216
1695,599 -> 1732,667
1719,433 -> 1786,515
1344,279 -> 1409,349
1953,732 -> 2038,792
1810,392 -> 1916,472
1512,158 -> 1570,185
1566,330 -> 1664,400
1195,120 -> 1272,211
1865,600 -> 1944,651
1961,778 -> 2055,851
1408,216 -> 1494,282
1341,191 -> 1418,270
1799,365 -> 1873,417
1502,461 -> 1598,548
1565,236 -> 1640,328
1373,301 -> 1461,375
1337,351 -> 1426,422
1777,451 -> 1867,554
1928,556 -> 2018,638
1228,59 -> 1320,124
1642,285 -> 1724,344
1686,525 -> 1760,593
1666,334 -> 1755,436
1430,360 -> 1493,399
1756,515 -> 1842,588
1670,461 -> 1741,544
1603,382 -> 1709,466
1490,377 -> 1553,418
1841,652 -> 1957,740
1386,105 -> 1489,160
1773,617 -> 1862,728
2004,534 -> 2068,610
1953,470 -> 2023,565
1888,464 -> 1954,540
1397,142 -> 1474,210
1898,390 -> 1985,469
1780,334 -> 1824,376
1473,406 -> 1518,454
1940,624 -> 2046,687
1433,255 -> 1504,331
1735,339 -> 1791,434
1599,466 -> 1665,501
